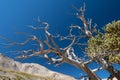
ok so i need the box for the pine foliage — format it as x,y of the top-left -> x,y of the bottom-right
87,20 -> 120,63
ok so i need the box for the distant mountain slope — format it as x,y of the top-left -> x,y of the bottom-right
0,53 -> 75,80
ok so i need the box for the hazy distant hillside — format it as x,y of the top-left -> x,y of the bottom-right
0,53 -> 75,80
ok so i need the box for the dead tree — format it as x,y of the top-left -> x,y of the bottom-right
76,4 -> 120,80
74,4 -> 120,80
14,22 -> 100,80
1,4 -> 120,80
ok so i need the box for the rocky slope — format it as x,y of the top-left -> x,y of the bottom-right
0,53 -> 75,80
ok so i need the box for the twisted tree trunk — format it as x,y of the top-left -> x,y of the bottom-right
64,58 -> 100,80
96,58 -> 120,80
106,64 -> 120,80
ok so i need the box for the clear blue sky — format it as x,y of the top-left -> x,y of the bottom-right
0,0 -> 120,79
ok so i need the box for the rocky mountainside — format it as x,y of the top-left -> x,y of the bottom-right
0,53 -> 75,80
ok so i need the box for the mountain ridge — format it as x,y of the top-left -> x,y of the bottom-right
0,53 -> 75,80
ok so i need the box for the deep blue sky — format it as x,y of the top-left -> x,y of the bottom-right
0,0 -> 120,79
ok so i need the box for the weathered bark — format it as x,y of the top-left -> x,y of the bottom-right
83,64 -> 100,80
106,65 -> 120,80
96,58 -> 120,80
64,58 -> 100,80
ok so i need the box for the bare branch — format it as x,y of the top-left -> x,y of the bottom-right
44,24 -> 51,36
27,25 -> 45,30
91,23 -> 97,33
49,35 -> 60,50
70,25 -> 85,34
44,35 -> 53,49
0,36 -> 13,43
92,67 -> 103,73
0,35 -> 33,47
73,4 -> 95,38
64,36 -> 75,50
17,49 -> 52,59
84,59 -> 93,65
51,58 -> 63,64
87,18 -> 92,30
65,47 -> 83,64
